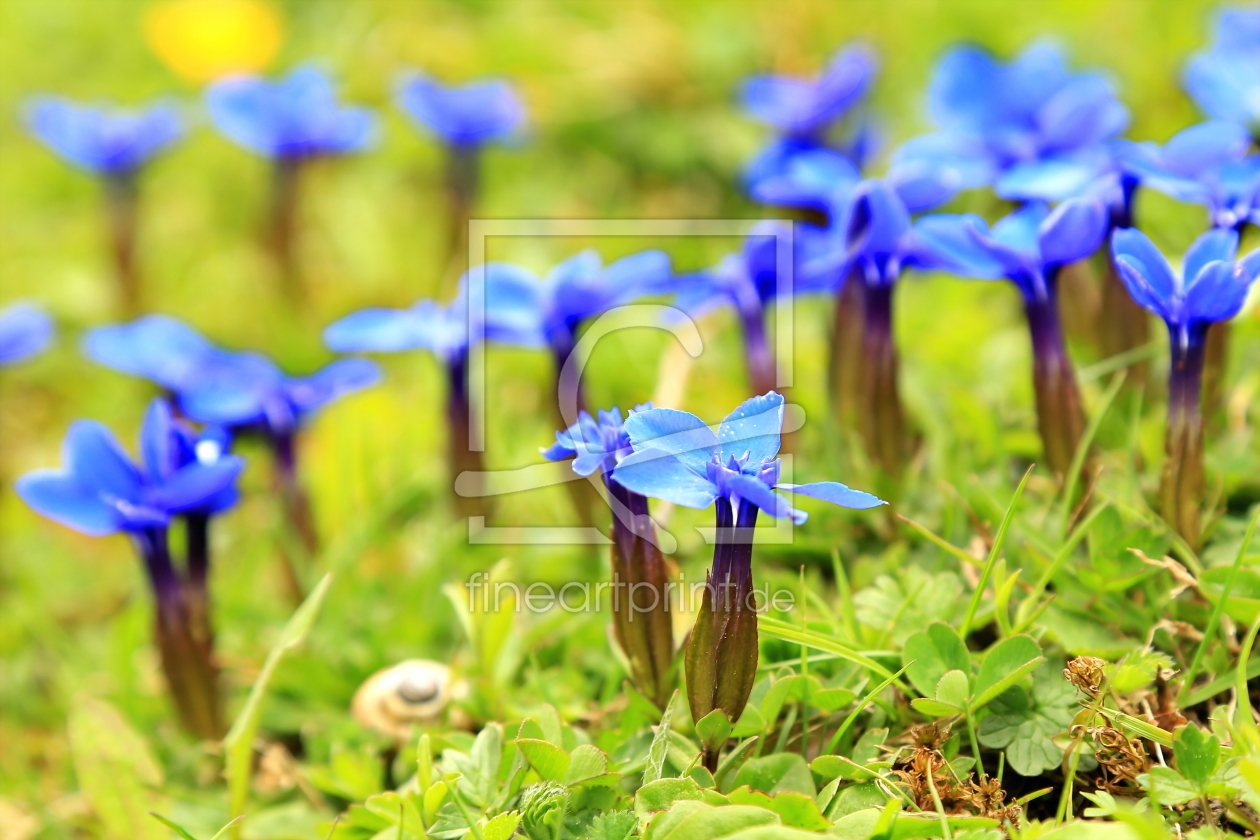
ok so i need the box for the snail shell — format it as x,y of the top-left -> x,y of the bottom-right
352,659 -> 459,739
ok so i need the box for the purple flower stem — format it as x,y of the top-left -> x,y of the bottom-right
1163,325 -> 1208,548
605,478 -> 675,710
441,146 -> 479,296
687,497 -> 760,771
551,339 -> 601,527
741,306 -> 777,398
446,351 -> 490,519
859,278 -> 907,479
270,430 -> 315,604
134,527 -> 223,739
1023,278 -> 1089,481
104,173 -> 142,317
829,271 -> 865,429
268,157 -> 305,307
184,513 -> 214,653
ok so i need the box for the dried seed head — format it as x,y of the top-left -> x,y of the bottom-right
1065,656 -> 1107,697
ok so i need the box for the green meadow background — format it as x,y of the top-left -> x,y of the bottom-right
2,0 -> 1256,824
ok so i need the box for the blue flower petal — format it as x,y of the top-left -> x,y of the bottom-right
0,303 -> 54,365
1184,260 -> 1254,324
611,446 -> 718,509
724,473 -> 802,523
624,408 -> 719,475
910,214 -> 1006,278
84,315 -> 214,389
324,306 -> 432,353
1038,197 -> 1107,267
396,72 -> 525,146
1162,121 -> 1251,175
777,481 -> 888,510
147,456 -> 245,514
65,421 -> 142,501
17,472 -> 123,536
846,180 -> 911,258
1112,228 -> 1179,306
286,358 -> 380,417
1184,228 -> 1240,285
139,399 -> 177,482
716,392 -> 784,465
25,97 -> 183,174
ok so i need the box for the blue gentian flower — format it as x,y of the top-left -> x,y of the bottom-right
24,98 -> 183,175
324,264 -> 545,361
84,314 -> 215,389
1111,226 -> 1259,544
396,72 -> 526,147
1184,7 -> 1260,130
916,198 -> 1108,475
741,45 -> 876,140
531,250 -> 673,352
0,303 -> 54,365
613,392 -> 885,525
1121,121 -> 1260,230
1112,227 -> 1260,347
542,403 -> 674,708
206,66 -> 377,159
612,392 -> 884,749
748,147 -> 863,220
900,41 -> 1128,185
17,400 -> 243,537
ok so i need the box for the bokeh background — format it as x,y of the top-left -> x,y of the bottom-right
2,0 -> 1255,825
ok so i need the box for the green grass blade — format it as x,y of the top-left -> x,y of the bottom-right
224,574 -> 333,834
757,616 -> 906,691
1059,369 -> 1126,535
960,466 -> 1033,639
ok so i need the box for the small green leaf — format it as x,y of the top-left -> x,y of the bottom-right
810,687 -> 856,713
516,739 -> 571,782
642,802 -> 778,840
732,753 -> 814,796
725,788 -> 830,831
696,709 -> 733,752
809,754 -> 881,782
481,811 -> 521,840
565,744 -> 609,785
1174,724 -> 1220,789
1140,765 -> 1202,805
971,634 -> 1044,711
643,691 -> 677,784
935,669 -> 971,708
902,622 -> 971,697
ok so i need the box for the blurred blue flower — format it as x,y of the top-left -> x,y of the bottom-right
1121,121 -> 1260,230
17,400 -> 243,537
1112,227 -> 1260,341
24,97 -> 183,175
0,303 -> 54,365
915,198 -> 1109,303
323,264 -> 545,361
542,404 -> 651,477
86,314 -> 379,435
742,45 -> 876,140
85,314 -> 215,389
748,147 -> 862,220
206,66 -> 377,159
1184,7 -> 1260,130
396,72 -> 525,147
901,41 -> 1128,185
494,250 -> 673,354
612,391 -> 885,524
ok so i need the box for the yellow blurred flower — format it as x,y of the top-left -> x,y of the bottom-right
144,0 -> 282,83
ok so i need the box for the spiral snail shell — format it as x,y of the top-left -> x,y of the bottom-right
351,659 -> 462,738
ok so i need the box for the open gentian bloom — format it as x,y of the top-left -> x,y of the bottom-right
611,392 -> 885,766
324,265 -> 540,516
899,41 -> 1128,187
396,72 -> 527,294
25,98 -> 184,314
206,66 -> 377,303
542,405 -> 675,709
1121,121 -> 1260,232
17,400 -> 243,739
1112,228 -> 1260,546
0,304 -> 54,365
917,198 -> 1109,478
1184,7 -> 1260,133
742,45 -> 876,141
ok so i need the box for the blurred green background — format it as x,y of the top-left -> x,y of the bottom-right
2,0 -> 1256,823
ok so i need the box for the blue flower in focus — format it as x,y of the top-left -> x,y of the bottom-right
0,304 -> 54,365
542,404 -> 651,477
1111,227 -> 1260,341
899,41 -> 1128,185
742,45 -> 876,140
1121,121 -> 1260,230
396,72 -> 525,147
915,198 -> 1109,303
324,264 -> 545,361
490,250 -> 673,353
17,400 -> 243,536
1184,7 -> 1260,131
24,98 -> 183,176
206,66 -> 377,159
612,392 -> 885,524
